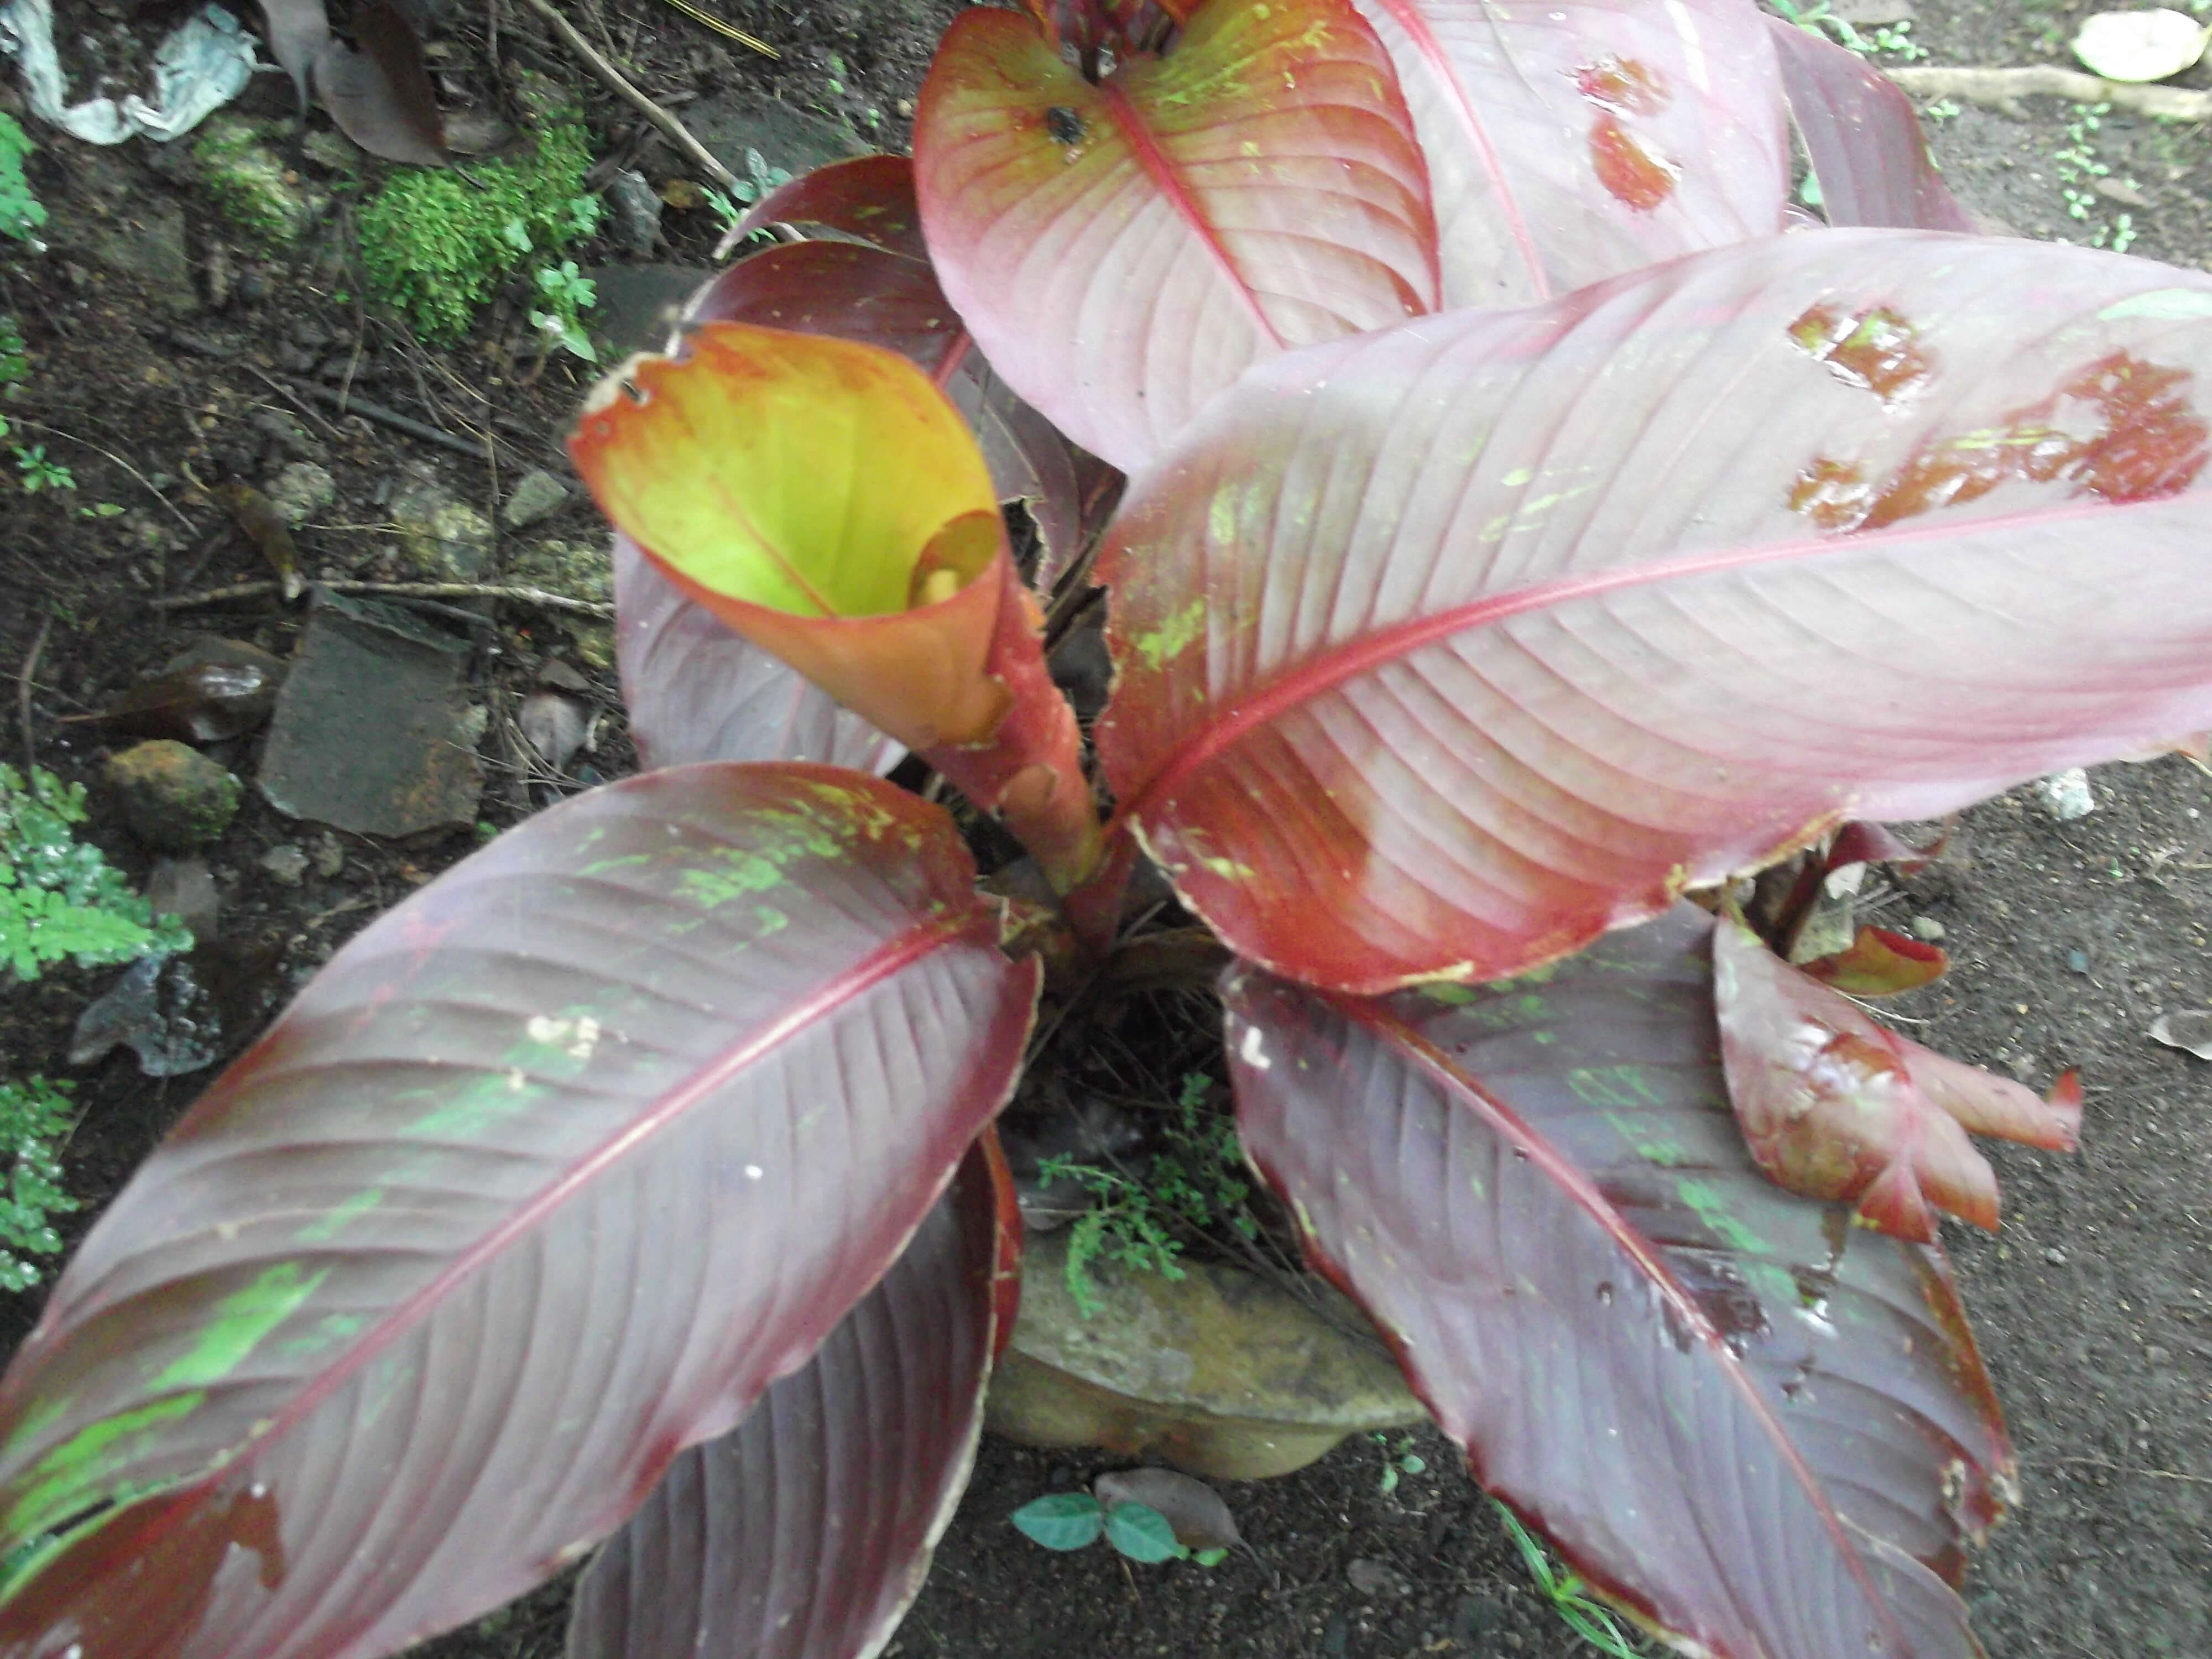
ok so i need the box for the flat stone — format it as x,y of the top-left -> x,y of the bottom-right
502,469 -> 571,530
266,462 -> 337,528
258,592 -> 484,837
260,844 -> 310,886
106,741 -> 242,851
52,149 -> 198,317
686,88 -> 868,182
145,857 -> 220,942
389,465 -> 494,582
508,539 -> 612,606
985,1230 -> 1426,1481
585,263 -> 709,354
606,168 -> 663,257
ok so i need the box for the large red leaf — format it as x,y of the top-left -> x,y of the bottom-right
1714,911 -> 2079,1243
1227,904 -> 2015,1659
914,0 -> 1439,472
614,535 -> 903,774
1351,0 -> 1789,306
0,764 -> 1037,1657
1764,18 -> 1975,233
566,1133 -> 1019,1659
1096,229 -> 2212,993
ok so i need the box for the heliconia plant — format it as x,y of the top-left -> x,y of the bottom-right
3,0 -> 2209,1655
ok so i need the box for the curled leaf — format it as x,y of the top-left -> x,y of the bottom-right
83,640 -> 284,744
1797,923 -> 1949,997
1714,910 -> 2082,1241
213,482 -> 302,602
572,322 -> 1098,886
1092,1468 -> 1240,1552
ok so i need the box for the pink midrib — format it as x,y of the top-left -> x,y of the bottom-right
1115,488 -> 2171,827
1095,80 -> 1287,348
1343,992 -> 1922,1658
1369,0 -> 1550,301
32,912 -> 972,1556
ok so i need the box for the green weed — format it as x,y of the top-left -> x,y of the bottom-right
1496,1502 -> 1655,1658
357,123 -> 599,341
1770,0 -> 1928,60
1041,1073 -> 1261,1317
0,1078 -> 79,1292
0,764 -> 190,981
0,115 -> 43,243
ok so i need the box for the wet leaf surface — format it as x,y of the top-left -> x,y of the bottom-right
313,0 -> 449,167
1715,909 -> 2081,1241
1228,904 -> 2016,1659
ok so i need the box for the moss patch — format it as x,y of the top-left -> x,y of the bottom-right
357,122 -> 597,341
193,116 -> 327,246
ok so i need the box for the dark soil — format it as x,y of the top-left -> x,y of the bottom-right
0,1 -> 2206,1656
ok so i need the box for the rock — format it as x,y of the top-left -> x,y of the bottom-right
2033,768 -> 2096,821
260,843 -> 310,886
258,592 -> 485,837
585,263 -> 710,354
1345,1558 -> 1403,1598
266,462 -> 337,528
502,469 -> 571,530
106,740 -> 243,851
50,149 -> 199,317
192,115 -> 328,246
1909,915 -> 1946,942
69,953 -> 221,1077
252,412 -> 325,461
985,1230 -> 1427,1481
687,88 -> 868,182
309,831 -> 346,878
509,539 -> 613,606
606,168 -> 663,257
145,857 -> 220,943
389,466 -> 495,583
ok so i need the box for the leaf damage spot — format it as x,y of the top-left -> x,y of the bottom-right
1575,58 -> 1676,212
1790,350 -> 2209,532
1786,304 -> 1933,405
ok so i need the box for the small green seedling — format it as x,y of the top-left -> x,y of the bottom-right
0,1077 -> 79,1292
531,259 -> 599,362
12,443 -> 73,493
1010,1494 -> 1228,1567
1496,1501 -> 1654,1658
1770,0 -> 1927,60
1371,1432 -> 1427,1496
704,148 -> 798,225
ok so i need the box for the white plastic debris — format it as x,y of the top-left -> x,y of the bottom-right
2073,8 -> 2211,83
0,0 -> 255,144
2032,768 -> 2097,821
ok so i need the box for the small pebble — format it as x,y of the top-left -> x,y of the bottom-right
1908,915 -> 1945,942
310,831 -> 346,879
2044,1247 -> 2068,1266
260,844 -> 311,886
502,469 -> 571,530
2032,768 -> 2096,821
1345,1558 -> 1401,1597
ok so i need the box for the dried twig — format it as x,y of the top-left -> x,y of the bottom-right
150,580 -> 613,619
2054,1455 -> 2212,1486
1887,65 -> 2212,122
16,609 -> 51,774
519,0 -> 744,194
649,0 -> 776,59
284,382 -> 492,461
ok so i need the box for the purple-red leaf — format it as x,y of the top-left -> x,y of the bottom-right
314,0 -> 448,166
615,536 -> 904,774
1352,0 -> 1790,306
0,764 -> 1037,1656
915,0 -> 1438,471
566,1134 -> 1016,1659
1097,229 -> 2212,994
1765,18 -> 1975,232
1228,904 -> 2015,1659
734,154 -> 929,262
1714,911 -> 2080,1241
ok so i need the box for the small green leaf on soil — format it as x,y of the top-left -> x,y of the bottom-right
1010,1493 -> 1105,1552
1102,1501 -> 1185,1564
